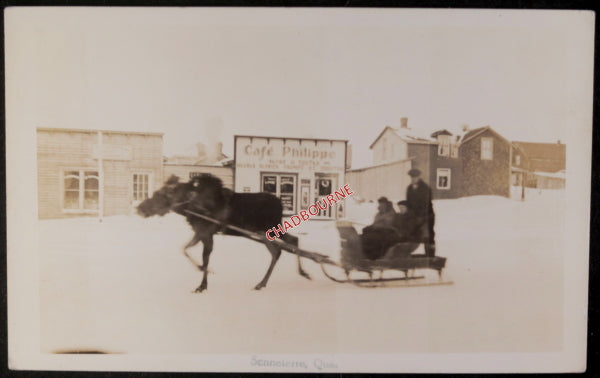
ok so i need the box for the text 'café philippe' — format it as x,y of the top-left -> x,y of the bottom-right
234,135 -> 349,219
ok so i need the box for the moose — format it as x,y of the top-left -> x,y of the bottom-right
136,174 -> 311,292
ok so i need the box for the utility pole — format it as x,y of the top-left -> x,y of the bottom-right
98,131 -> 104,218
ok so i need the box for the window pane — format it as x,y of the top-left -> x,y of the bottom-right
281,194 -> 294,212
84,190 -> 99,209
318,179 -> 332,195
85,176 -> 99,190
280,176 -> 295,193
64,172 -> 80,190
263,176 -> 277,193
64,190 -> 79,209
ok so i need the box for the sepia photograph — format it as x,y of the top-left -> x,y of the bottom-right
6,7 -> 594,373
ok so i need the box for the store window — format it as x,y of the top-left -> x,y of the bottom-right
63,170 -> 99,211
261,173 -> 297,213
436,168 -> 451,190
315,176 -> 335,217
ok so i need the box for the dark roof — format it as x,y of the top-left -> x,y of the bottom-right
513,141 -> 566,160
430,129 -> 453,138
512,141 -> 566,172
460,126 -> 510,145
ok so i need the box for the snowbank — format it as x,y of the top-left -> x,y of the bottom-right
39,190 -> 565,354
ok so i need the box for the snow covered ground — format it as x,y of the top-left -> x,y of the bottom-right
39,190 -> 565,354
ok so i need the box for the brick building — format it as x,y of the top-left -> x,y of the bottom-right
458,126 -> 511,198
37,127 -> 164,219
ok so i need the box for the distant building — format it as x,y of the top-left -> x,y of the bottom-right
37,127 -> 163,219
511,141 -> 566,190
458,126 -> 511,198
163,141 -> 233,189
362,121 -> 518,201
366,118 -> 462,200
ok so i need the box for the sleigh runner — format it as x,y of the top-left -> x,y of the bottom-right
183,209 -> 452,288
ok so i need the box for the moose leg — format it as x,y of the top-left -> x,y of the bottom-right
183,232 -> 205,271
254,242 -> 282,290
194,236 -> 214,293
297,256 -> 311,280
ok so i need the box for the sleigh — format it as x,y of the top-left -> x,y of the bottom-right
319,221 -> 452,288
183,209 -> 452,288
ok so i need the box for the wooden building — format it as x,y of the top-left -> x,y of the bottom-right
346,159 -> 412,202
368,118 -> 463,200
37,127 -> 163,219
163,141 -> 234,189
511,141 -> 566,190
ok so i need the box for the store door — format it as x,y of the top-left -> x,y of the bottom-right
314,174 -> 337,218
261,173 -> 297,215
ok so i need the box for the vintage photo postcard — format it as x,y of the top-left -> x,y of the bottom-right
6,7 -> 594,373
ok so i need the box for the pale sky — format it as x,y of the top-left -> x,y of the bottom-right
6,8 -> 586,168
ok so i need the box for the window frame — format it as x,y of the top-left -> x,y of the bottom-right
437,135 -> 451,157
481,137 -> 494,160
436,168 -> 451,190
132,172 -> 153,203
260,172 -> 298,215
60,168 -> 101,214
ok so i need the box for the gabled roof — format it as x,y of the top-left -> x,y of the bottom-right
369,125 -> 436,149
459,126 -> 510,145
512,141 -> 566,161
512,141 -> 566,172
369,126 -> 395,149
430,129 -> 453,138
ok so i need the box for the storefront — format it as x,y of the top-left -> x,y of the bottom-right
234,135 -> 348,218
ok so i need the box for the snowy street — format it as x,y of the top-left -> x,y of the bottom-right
40,190 -> 564,354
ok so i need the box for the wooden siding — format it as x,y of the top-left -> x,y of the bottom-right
346,159 -> 412,202
37,129 -> 163,219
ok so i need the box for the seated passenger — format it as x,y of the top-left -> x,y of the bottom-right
392,200 -> 419,242
360,197 -> 400,260
371,196 -> 396,228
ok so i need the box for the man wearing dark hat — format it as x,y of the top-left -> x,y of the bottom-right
406,169 -> 436,256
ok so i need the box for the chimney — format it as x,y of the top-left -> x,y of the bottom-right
557,140 -> 561,145
196,143 -> 207,157
205,141 -> 224,163
461,124 -> 470,132
400,117 -> 408,129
